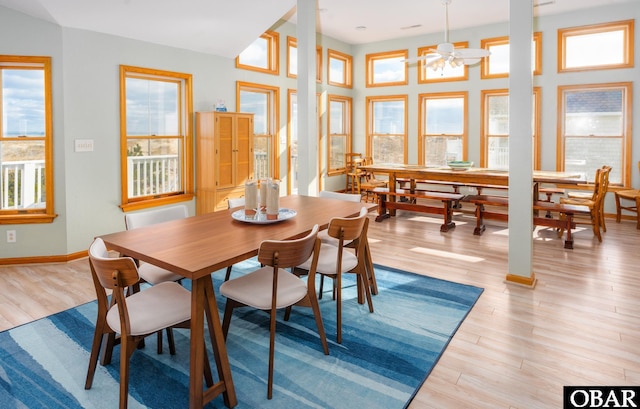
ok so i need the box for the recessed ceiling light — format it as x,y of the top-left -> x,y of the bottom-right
355,26 -> 367,31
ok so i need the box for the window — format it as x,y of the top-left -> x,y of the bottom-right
558,20 -> 634,72
119,65 -> 193,211
327,94 -> 352,175
366,50 -> 408,87
366,95 -> 407,164
236,31 -> 280,75
480,88 -> 541,169
418,41 -> 469,83
237,82 -> 279,180
480,32 -> 542,78
327,49 -> 353,88
286,36 -> 322,82
419,92 -> 467,167
558,82 -> 632,186
0,55 -> 55,223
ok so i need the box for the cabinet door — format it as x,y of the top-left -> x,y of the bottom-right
215,114 -> 235,189
235,114 -> 254,185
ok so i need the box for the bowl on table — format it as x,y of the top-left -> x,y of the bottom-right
447,161 -> 474,171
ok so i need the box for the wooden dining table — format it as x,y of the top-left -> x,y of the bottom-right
360,163 -> 584,218
98,195 -> 373,409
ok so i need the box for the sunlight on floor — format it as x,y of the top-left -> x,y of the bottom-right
410,247 -> 485,263
408,215 -> 469,226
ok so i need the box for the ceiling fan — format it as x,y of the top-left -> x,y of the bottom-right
405,0 -> 490,71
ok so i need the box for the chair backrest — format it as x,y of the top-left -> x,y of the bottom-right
89,238 -> 140,291
124,205 -> 188,230
327,207 -> 368,242
318,190 -> 361,202
595,165 -> 612,205
228,197 -> 246,209
258,224 -> 320,269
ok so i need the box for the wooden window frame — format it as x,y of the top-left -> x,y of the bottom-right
286,36 -> 322,83
558,20 -> 634,73
327,49 -> 353,88
479,88 -> 541,169
119,65 -> 194,211
366,95 -> 408,164
366,49 -> 408,87
236,81 -> 280,180
480,32 -> 542,79
418,91 -> 468,167
236,30 -> 280,76
0,55 -> 56,224
327,94 -> 352,176
557,82 -> 632,187
417,41 -> 469,83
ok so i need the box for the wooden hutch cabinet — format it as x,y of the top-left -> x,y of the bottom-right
195,111 -> 254,214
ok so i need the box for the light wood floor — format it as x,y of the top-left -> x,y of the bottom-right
1,210 -> 639,408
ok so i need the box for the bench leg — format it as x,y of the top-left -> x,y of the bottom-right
563,213 -> 574,249
473,204 -> 486,236
440,200 -> 456,232
375,194 -> 390,222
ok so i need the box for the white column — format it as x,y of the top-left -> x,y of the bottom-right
507,0 -> 536,287
296,0 -> 318,195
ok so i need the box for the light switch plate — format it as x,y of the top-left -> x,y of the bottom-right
74,139 -> 94,152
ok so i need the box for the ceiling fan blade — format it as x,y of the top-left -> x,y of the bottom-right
453,48 -> 490,59
461,58 -> 481,66
401,53 -> 440,64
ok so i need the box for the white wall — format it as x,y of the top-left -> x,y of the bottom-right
0,2 -> 637,259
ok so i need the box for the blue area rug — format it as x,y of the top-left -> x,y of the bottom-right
0,262 -> 482,409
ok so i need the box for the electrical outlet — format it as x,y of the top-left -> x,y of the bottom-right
6,230 -> 16,243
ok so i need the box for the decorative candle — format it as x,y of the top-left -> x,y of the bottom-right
266,179 -> 280,220
244,179 -> 258,216
259,178 -> 269,210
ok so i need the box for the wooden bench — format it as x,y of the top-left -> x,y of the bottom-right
463,194 -> 591,249
373,188 -> 464,232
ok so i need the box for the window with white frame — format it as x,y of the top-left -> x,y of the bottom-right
366,95 -> 407,164
327,95 -> 352,174
236,31 -> 279,75
237,82 -> 279,180
0,55 -> 55,223
419,92 -> 467,167
327,49 -> 353,88
558,83 -> 632,186
558,20 -> 634,72
480,88 -> 541,169
480,32 -> 542,79
120,65 -> 193,210
366,50 -> 408,87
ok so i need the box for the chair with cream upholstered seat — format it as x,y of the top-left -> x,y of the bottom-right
124,204 -> 188,353
85,238 -> 211,409
295,207 -> 374,344
219,225 -> 328,399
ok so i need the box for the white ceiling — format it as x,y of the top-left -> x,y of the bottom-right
0,0 -> 636,58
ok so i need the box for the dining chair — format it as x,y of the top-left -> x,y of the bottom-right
563,165 -> 611,232
317,192 -> 378,295
359,157 -> 388,203
295,207 -> 374,344
615,161 -> 640,229
345,153 -> 364,193
85,238 -> 212,409
219,225 -> 329,399
559,166 -> 611,242
124,204 -> 188,353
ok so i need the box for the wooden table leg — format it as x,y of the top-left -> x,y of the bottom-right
190,276 -> 237,409
440,200 -> 456,232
